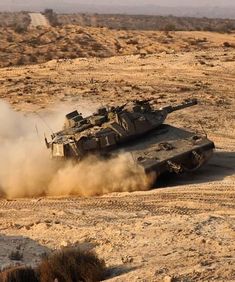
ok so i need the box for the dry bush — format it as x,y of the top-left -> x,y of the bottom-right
0,266 -> 39,282
223,42 -> 233,48
12,24 -> 28,34
44,9 -> 59,27
38,248 -> 106,282
164,23 -> 176,32
16,56 -> 25,66
28,55 -> 38,63
0,248 -> 106,282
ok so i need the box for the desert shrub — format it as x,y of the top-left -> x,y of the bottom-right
69,53 -> 78,59
28,55 -> 38,63
38,248 -> 106,282
44,9 -> 59,27
223,42 -> 231,47
13,24 -> 27,34
164,23 -> 176,32
7,35 -> 14,42
223,42 -> 234,48
0,266 -> 39,282
16,56 -> 25,66
61,45 -> 69,52
45,52 -> 53,61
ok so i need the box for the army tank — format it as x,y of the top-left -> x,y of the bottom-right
45,99 -> 215,176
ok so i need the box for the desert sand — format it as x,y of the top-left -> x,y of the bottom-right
0,30 -> 234,281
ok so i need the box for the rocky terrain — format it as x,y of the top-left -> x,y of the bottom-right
0,29 -> 234,281
0,24 -> 235,68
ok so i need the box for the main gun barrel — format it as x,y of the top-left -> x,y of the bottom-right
161,99 -> 198,114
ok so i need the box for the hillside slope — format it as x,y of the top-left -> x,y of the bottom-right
0,25 -> 235,67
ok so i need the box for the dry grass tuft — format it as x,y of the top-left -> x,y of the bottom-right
0,266 -> 39,282
0,248 -> 106,282
39,248 -> 106,282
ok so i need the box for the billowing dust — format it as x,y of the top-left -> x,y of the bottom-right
0,101 -> 154,198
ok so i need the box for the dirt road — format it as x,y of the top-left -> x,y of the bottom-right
29,13 -> 49,28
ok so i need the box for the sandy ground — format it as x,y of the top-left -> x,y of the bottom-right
0,32 -> 234,281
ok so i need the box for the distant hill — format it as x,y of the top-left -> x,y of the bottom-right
0,1 -> 235,19
57,13 -> 235,32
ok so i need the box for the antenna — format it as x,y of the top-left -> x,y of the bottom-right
34,111 -> 54,135
198,121 -> 207,138
44,133 -> 50,149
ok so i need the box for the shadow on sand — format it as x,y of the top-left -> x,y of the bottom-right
0,234 -> 50,270
155,151 -> 235,188
104,265 -> 138,280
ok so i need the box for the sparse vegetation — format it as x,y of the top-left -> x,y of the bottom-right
44,9 -> 59,27
0,12 -> 30,28
0,12 -> 234,67
39,248 -> 106,282
0,267 -> 39,282
0,248 -> 106,282
223,41 -> 233,47
0,24 -> 234,68
57,13 -> 235,32
164,23 -> 176,32
13,23 -> 28,34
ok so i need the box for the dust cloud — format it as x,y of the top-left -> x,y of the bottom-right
0,101 -> 154,198
48,154 -> 153,197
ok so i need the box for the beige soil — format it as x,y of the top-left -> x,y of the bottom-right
0,31 -> 234,281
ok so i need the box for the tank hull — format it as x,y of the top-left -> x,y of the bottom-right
113,124 -> 215,175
